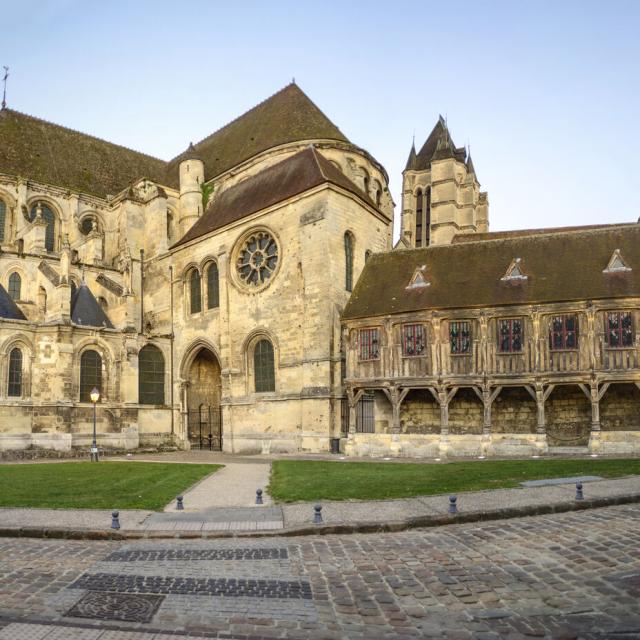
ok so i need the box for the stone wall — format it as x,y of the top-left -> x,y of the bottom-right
449,388 -> 483,435
600,383 -> 640,431
400,390 -> 439,434
492,387 -> 537,434
546,385 -> 591,446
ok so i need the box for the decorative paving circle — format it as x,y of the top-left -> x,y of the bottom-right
66,590 -> 164,623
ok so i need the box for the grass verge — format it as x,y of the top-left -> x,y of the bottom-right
0,461 -> 222,510
269,458 -> 640,502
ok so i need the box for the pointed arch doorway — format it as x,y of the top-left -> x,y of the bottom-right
185,347 -> 222,450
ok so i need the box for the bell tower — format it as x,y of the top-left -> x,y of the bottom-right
401,117 -> 488,247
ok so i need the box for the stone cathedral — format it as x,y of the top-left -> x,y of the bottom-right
0,83 -> 638,457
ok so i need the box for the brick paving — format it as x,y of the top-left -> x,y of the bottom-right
0,505 -> 639,638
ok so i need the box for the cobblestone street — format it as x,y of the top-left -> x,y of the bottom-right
0,505 -> 639,639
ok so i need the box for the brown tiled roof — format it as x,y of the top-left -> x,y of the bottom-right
0,108 -> 168,197
0,83 -> 349,198
173,146 -> 375,248
343,225 -> 640,319
410,116 -> 465,171
166,83 -> 349,185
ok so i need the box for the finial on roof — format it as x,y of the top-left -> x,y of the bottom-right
405,139 -> 418,171
183,141 -> 203,162
1,66 -> 8,110
292,76 -> 296,84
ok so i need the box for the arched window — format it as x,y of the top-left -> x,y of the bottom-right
189,269 -> 201,314
166,211 -> 173,241
375,188 -> 382,206
138,344 -> 165,405
344,232 -> 354,292
29,204 -> 56,252
7,348 -> 22,397
415,189 -> 423,247
254,339 -> 275,393
0,200 -> 6,243
207,262 -> 219,309
362,170 -> 370,197
8,272 -> 21,300
80,349 -> 102,402
425,187 -> 431,246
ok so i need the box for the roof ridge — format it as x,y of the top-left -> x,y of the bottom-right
2,107 -> 167,163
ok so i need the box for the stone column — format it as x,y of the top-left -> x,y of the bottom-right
588,380 -> 607,454
535,383 -> 549,454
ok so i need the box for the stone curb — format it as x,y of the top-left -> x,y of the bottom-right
0,492 -> 639,541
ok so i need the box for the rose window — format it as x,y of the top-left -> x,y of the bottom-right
236,231 -> 279,286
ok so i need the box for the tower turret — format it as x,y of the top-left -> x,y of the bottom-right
178,143 -> 205,236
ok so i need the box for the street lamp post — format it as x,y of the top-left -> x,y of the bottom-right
90,387 -> 100,462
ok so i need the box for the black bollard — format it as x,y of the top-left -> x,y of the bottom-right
256,489 -> 264,505
176,496 -> 184,510
314,504 -> 323,524
575,482 -> 584,501
111,511 -> 120,530
449,495 -> 458,514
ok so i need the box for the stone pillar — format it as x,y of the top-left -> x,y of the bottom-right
588,381 -> 607,454
438,388 -> 454,457
535,383 -> 549,454
344,387 -> 360,457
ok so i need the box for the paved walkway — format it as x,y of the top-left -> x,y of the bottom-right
1,504 -> 639,639
1,475 -> 638,537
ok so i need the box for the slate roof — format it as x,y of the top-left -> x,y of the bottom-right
0,83 -> 350,198
165,83 -> 349,185
71,283 -> 114,329
407,116 -> 466,172
0,108 -> 168,198
173,146 -> 375,248
342,225 -> 640,320
0,282 -> 26,320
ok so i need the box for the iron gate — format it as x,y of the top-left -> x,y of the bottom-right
356,392 -> 375,433
187,405 -> 222,450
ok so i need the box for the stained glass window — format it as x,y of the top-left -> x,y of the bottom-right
8,272 -> 21,300
605,311 -> 634,348
359,328 -> 380,361
207,262 -> 219,309
549,315 -> 578,350
498,318 -> 524,353
344,232 -> 354,292
139,344 -> 165,405
190,269 -> 201,314
7,348 -> 22,397
80,217 -> 95,235
450,321 -> 472,354
254,339 -> 275,393
237,231 -> 278,287
80,350 -> 102,402
403,324 -> 425,356
29,204 -> 55,252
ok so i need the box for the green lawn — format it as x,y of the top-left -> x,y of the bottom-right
0,461 -> 222,510
269,458 -> 640,502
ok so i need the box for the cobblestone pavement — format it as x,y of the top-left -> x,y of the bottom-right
0,505 -> 639,639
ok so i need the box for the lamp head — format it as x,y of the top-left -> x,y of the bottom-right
90,387 -> 100,404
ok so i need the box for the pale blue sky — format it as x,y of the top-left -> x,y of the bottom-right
2,0 -> 639,235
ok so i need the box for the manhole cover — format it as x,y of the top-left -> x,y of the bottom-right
67,591 -> 164,623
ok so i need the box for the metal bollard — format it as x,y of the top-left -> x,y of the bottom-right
111,511 -> 120,530
256,489 -> 264,505
575,482 -> 584,501
449,495 -> 458,514
176,496 -> 184,510
314,504 -> 323,524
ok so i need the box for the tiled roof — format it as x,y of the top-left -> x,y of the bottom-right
0,108 -> 168,198
0,83 -> 349,198
71,283 -> 114,328
408,116 -> 465,172
173,146 -> 375,248
342,224 -> 640,319
165,83 -> 349,185
0,282 -> 26,320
